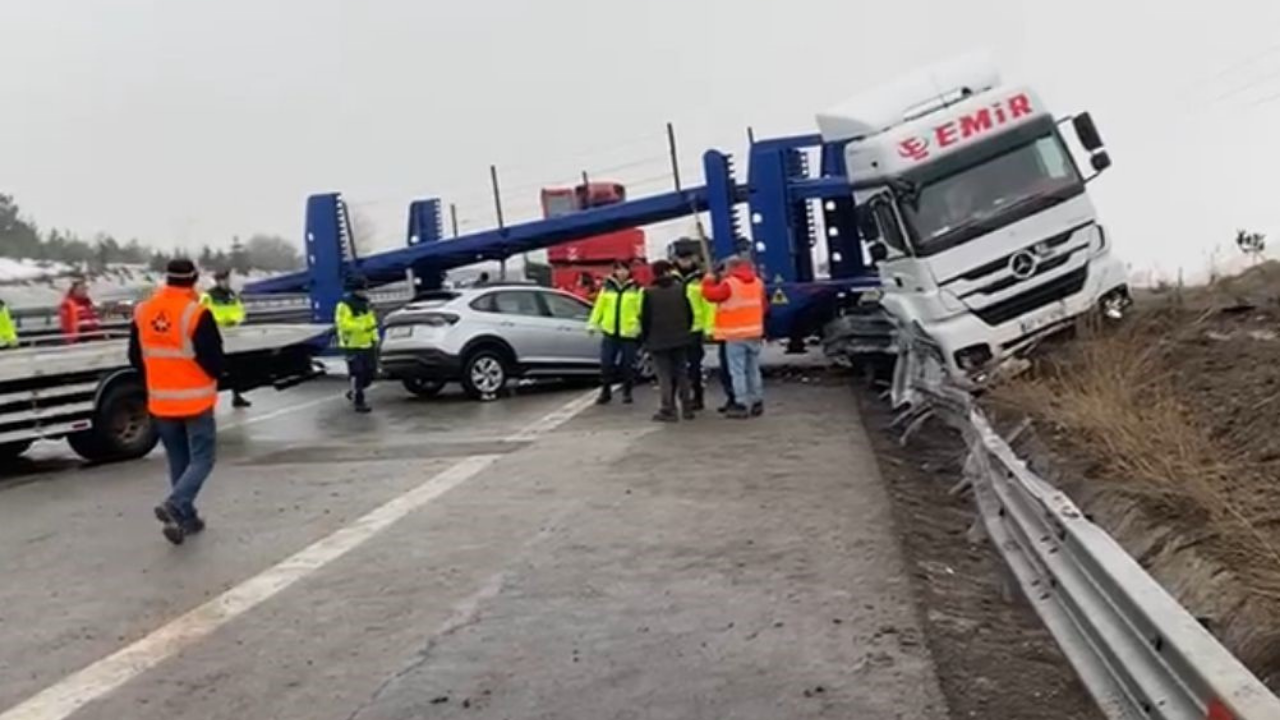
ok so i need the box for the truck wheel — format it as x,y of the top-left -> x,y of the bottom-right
402,378 -> 446,399
68,379 -> 158,463
0,440 -> 32,461
461,349 -> 510,401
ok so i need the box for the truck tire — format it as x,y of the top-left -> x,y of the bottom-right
461,347 -> 511,401
68,378 -> 158,463
0,440 -> 33,461
402,378 -> 446,399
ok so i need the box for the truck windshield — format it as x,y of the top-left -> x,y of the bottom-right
898,132 -> 1083,254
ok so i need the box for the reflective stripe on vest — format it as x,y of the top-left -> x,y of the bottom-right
713,277 -> 765,341
136,288 -> 218,418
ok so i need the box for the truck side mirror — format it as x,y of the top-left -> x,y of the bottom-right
1090,151 -> 1112,174
868,243 -> 890,263
1073,113 -> 1105,152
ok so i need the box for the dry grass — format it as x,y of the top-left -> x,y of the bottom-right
991,313 -> 1280,593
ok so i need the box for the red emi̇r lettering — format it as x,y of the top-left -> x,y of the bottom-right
931,93 -> 1035,152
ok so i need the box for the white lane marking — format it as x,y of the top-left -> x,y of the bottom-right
506,389 -> 599,442
220,392 -> 344,431
0,389 -> 598,720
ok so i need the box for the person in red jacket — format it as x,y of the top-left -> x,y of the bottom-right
701,256 -> 767,419
59,279 -> 101,343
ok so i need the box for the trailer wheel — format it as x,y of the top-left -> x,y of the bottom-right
68,379 -> 158,463
0,440 -> 33,461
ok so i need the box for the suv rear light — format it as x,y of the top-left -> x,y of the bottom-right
419,313 -> 460,327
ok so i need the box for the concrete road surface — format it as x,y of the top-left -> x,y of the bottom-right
0,375 -> 946,719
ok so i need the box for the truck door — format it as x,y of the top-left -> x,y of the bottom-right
868,194 -> 934,294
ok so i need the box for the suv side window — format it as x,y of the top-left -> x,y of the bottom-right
469,293 -> 497,313
542,292 -> 591,321
491,291 -> 545,318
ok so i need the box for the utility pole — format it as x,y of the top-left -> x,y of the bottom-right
667,122 -> 682,192
490,164 -> 507,280
747,126 -> 756,145
450,203 -> 459,238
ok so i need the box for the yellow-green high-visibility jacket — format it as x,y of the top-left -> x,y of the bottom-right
335,298 -> 379,350
678,271 -> 713,337
588,279 -> 643,339
0,302 -> 17,348
200,291 -> 247,327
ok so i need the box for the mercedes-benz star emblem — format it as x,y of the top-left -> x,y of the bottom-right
1009,251 -> 1037,279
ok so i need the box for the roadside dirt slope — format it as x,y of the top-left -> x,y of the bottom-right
989,262 -> 1280,688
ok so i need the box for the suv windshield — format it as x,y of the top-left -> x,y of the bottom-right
899,132 -> 1083,254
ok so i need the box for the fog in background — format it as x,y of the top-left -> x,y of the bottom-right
2,0 -> 1277,282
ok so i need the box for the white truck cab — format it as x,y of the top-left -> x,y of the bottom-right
818,54 -> 1128,378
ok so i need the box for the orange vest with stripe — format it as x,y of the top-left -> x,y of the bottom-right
713,277 -> 766,341
135,286 -> 219,418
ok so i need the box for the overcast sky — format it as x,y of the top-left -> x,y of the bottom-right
3,0 -> 1278,280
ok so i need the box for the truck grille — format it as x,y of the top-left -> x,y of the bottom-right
973,266 -> 1088,326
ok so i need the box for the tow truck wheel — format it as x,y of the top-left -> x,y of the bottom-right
0,440 -> 33,461
68,379 -> 158,462
402,378 -> 446,399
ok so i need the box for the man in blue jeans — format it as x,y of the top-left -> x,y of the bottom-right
129,259 -> 225,545
702,256 -> 767,419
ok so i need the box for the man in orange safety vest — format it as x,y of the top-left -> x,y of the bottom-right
128,258 -> 225,545
701,255 -> 767,420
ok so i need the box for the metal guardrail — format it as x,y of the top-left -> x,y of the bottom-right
890,325 -> 1280,720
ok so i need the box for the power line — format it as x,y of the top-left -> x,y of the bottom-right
1186,41 -> 1280,92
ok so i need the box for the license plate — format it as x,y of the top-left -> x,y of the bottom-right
1019,305 -> 1067,336
387,326 -> 413,339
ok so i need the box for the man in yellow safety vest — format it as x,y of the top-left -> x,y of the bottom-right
335,274 -> 380,414
201,270 -> 251,408
0,298 -> 18,349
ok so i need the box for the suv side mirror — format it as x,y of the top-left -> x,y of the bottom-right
1090,151 -> 1112,174
868,243 -> 890,263
1073,113 -> 1105,152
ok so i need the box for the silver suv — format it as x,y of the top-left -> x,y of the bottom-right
380,284 -> 602,400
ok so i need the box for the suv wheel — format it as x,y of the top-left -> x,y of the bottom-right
402,378 -> 446,399
462,349 -> 510,401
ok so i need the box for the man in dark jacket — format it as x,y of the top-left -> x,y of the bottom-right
640,260 -> 696,422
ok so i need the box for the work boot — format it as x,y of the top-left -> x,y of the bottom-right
621,386 -> 634,405
724,404 -> 750,420
750,402 -> 764,418
596,387 -> 613,405
682,407 -> 697,421
185,513 -> 206,535
691,388 -> 705,412
232,393 -> 252,409
717,400 -> 737,414
355,401 -> 372,414
154,502 -> 186,546
651,410 -> 678,423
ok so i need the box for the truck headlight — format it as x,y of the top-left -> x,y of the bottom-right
954,344 -> 993,372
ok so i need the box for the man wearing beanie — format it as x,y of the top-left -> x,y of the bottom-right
128,258 -> 225,545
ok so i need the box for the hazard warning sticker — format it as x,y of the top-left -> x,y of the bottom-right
771,288 -> 789,305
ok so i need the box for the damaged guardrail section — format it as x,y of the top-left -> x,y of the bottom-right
892,325 -> 1280,720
